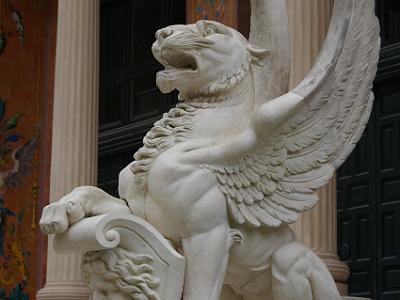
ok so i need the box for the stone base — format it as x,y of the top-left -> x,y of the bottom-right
36,282 -> 90,300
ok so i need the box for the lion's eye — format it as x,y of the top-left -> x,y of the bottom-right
203,25 -> 217,37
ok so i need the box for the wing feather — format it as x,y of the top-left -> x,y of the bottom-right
209,0 -> 380,227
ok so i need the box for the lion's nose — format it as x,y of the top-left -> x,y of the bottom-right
156,28 -> 174,43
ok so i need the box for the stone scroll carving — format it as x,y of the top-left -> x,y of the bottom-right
54,214 -> 185,300
39,0 -> 379,299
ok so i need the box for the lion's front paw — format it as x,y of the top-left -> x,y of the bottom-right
39,195 -> 85,235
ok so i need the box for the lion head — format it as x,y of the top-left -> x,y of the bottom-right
152,20 -> 269,101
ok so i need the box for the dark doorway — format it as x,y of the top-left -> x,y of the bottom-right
337,1 -> 400,299
98,0 -> 186,195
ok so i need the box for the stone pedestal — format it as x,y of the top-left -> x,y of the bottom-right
36,0 -> 99,299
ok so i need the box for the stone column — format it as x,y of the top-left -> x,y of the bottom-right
287,0 -> 350,295
36,0 -> 99,299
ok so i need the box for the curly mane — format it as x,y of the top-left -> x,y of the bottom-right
131,102 -> 213,189
82,247 -> 160,300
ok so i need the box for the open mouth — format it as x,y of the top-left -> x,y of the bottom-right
156,49 -> 198,73
153,46 -> 199,93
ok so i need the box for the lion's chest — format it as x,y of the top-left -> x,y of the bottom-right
145,143 -> 221,240
147,145 -> 194,197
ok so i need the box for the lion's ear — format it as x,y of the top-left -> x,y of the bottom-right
247,44 -> 270,66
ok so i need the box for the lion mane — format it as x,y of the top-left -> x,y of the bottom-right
82,247 -> 161,300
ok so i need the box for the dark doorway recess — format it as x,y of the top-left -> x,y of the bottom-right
337,1 -> 400,299
98,0 -> 186,195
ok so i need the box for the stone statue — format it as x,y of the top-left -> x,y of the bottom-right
39,0 -> 380,299
81,247 -> 161,300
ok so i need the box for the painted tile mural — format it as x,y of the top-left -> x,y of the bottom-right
0,0 -> 57,298
0,99 -> 38,299
194,0 -> 227,22
187,0 -> 237,27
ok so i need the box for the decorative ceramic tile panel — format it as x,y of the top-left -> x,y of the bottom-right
187,0 -> 237,28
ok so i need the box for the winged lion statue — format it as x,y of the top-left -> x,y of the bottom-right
39,0 -> 380,299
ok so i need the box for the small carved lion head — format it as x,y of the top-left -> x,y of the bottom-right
152,20 -> 269,100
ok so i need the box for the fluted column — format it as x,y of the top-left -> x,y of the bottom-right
37,0 -> 99,299
287,0 -> 350,295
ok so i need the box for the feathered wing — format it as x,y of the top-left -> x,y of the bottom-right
209,0 -> 380,228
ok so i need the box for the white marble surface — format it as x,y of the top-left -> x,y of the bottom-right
54,213 -> 185,300
39,0 -> 379,299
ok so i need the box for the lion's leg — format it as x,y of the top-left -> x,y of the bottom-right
270,242 -> 313,300
40,186 -> 130,234
220,285 -> 244,300
242,294 -> 270,300
235,271 -> 273,300
305,249 -> 342,300
271,242 -> 341,300
181,224 -> 236,300
240,287 -> 273,300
